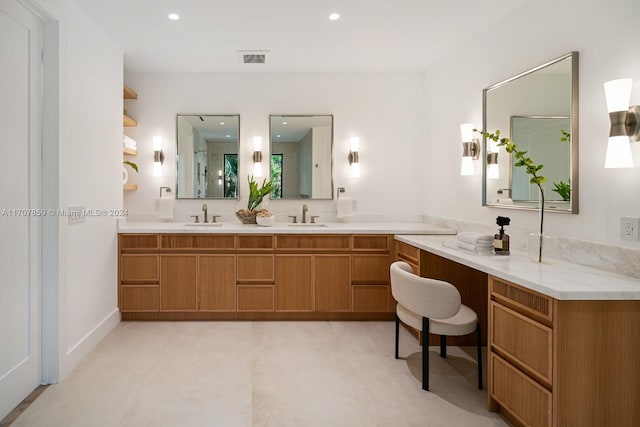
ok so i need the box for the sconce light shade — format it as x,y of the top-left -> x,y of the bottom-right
460,123 -> 479,176
603,78 -> 639,168
152,136 -> 164,177
487,139 -> 499,179
252,136 -> 263,177
218,170 -> 223,186
605,135 -> 633,168
349,137 -> 360,177
604,78 -> 632,113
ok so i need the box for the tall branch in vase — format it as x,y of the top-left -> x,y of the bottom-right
477,129 -> 547,262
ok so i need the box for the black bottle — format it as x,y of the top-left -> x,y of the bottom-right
494,216 -> 510,255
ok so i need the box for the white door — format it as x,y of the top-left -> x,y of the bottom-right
0,0 -> 43,419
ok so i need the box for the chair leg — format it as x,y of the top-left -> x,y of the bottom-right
440,335 -> 446,358
476,322 -> 483,390
395,313 -> 400,360
422,316 -> 429,391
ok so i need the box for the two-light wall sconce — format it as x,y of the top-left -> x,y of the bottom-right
604,78 -> 640,168
252,136 -> 263,177
486,138 -> 499,180
348,136 -> 360,178
152,136 -> 164,177
460,124 -> 480,176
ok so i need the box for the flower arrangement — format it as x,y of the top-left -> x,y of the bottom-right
235,175 -> 276,224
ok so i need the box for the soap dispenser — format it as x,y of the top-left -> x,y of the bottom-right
494,216 -> 511,255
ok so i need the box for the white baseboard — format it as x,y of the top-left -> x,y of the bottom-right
61,308 -> 120,380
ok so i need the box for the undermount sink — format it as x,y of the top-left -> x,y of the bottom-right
183,222 -> 223,227
288,223 -> 328,227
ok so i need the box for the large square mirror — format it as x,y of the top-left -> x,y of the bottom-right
176,114 -> 240,199
482,52 -> 579,213
269,115 -> 333,200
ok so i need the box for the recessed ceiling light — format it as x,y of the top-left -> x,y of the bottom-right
329,13 -> 340,21
168,13 -> 179,21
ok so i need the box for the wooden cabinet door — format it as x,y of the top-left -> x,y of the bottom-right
160,255 -> 197,311
352,254 -> 390,284
275,255 -> 313,311
315,255 -> 351,312
199,255 -> 235,311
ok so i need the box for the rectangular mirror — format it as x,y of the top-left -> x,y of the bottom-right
269,115 -> 333,200
176,114 -> 240,199
482,52 -> 579,213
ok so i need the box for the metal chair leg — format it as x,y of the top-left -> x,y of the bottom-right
476,322 -> 483,390
440,335 -> 446,358
422,316 -> 429,391
395,312 -> 400,359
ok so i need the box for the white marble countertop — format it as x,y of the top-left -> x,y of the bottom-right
395,235 -> 640,301
118,221 -> 457,235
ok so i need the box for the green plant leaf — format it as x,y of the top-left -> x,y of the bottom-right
123,160 -> 138,173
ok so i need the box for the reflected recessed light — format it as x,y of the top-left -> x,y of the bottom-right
277,135 -> 281,138
329,13 -> 340,21
226,134 -> 231,138
219,122 -> 225,125
282,121 -> 287,125
168,13 -> 179,21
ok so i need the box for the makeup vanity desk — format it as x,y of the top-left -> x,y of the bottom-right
395,235 -> 640,427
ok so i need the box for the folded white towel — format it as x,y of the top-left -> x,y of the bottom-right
457,232 -> 493,245
457,241 -> 493,252
123,135 -> 138,148
497,198 -> 514,205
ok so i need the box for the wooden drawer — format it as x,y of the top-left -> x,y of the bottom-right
121,285 -> 159,312
193,234 -> 235,249
491,353 -> 552,427
352,235 -> 389,251
490,276 -> 553,325
352,254 -> 390,283
237,235 -> 274,250
237,255 -> 274,282
120,234 -> 159,249
490,301 -> 553,386
352,285 -> 389,312
237,285 -> 274,311
121,254 -> 159,282
396,241 -> 419,264
275,235 -> 350,251
161,234 -> 193,248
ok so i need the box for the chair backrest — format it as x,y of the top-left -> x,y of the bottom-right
390,261 -> 461,320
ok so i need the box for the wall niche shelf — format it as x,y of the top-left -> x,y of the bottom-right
123,183 -> 138,191
123,146 -> 138,156
123,114 -> 137,128
123,85 -> 138,100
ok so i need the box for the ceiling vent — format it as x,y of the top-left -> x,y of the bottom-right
237,50 -> 269,64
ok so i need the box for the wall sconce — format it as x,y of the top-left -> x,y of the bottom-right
348,136 -> 360,177
460,123 -> 480,176
604,78 -> 639,168
152,136 -> 164,177
217,170 -> 223,186
252,136 -> 263,177
487,139 -> 499,180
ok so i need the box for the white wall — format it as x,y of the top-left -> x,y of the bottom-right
35,0 -> 122,380
122,72 -> 425,221
423,0 -> 640,247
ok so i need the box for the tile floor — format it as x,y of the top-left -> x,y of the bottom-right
12,321 -> 507,427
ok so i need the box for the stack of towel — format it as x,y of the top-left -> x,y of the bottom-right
457,232 -> 494,253
123,135 -> 137,150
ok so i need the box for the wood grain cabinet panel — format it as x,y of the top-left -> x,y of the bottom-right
199,255 -> 235,311
237,235 -> 274,250
351,254 -> 390,283
121,254 -> 158,282
275,255 -> 313,311
396,241 -> 420,264
237,285 -> 274,311
352,285 -> 390,312
192,234 -> 235,249
352,235 -> 389,251
315,255 -> 351,312
121,286 -> 159,312
120,234 -> 158,249
276,235 -> 350,251
237,255 -> 274,282
160,255 -> 197,311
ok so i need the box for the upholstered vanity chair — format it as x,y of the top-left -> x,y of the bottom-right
390,261 -> 482,391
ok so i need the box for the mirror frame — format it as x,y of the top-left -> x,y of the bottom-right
482,51 -> 579,214
175,113 -> 240,200
269,114 -> 334,200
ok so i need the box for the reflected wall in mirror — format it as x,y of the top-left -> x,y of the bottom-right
483,51 -> 579,213
269,115 -> 333,200
176,114 -> 240,199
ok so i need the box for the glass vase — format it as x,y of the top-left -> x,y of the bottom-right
528,232 -> 556,264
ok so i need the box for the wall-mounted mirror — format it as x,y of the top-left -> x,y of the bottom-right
482,51 -> 579,213
269,115 -> 333,200
176,114 -> 240,199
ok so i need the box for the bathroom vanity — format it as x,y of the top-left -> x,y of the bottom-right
117,222 -> 454,320
396,234 -> 640,427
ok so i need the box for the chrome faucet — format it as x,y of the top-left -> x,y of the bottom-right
302,204 -> 308,223
202,204 -> 208,223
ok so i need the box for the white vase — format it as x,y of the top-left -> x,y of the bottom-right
528,232 -> 556,264
123,167 -> 128,184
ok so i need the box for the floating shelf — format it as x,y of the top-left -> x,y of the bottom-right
123,114 -> 137,127
123,146 -> 138,156
123,85 -> 138,100
123,183 -> 138,191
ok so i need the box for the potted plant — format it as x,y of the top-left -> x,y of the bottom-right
478,129 -> 552,263
123,160 -> 138,184
235,175 -> 276,224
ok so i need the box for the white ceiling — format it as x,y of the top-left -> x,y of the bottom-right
73,0 -> 529,73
